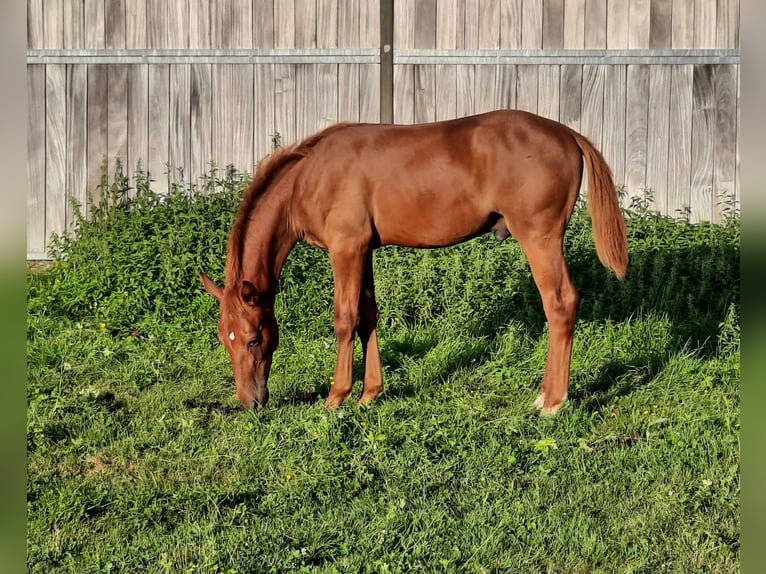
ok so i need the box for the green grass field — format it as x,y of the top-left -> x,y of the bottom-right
27,171 -> 739,573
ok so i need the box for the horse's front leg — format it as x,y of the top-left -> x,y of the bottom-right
356,251 -> 383,405
325,246 -> 366,408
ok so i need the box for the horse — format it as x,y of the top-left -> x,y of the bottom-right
200,110 -> 628,415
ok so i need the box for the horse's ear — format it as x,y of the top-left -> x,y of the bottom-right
199,272 -> 223,302
240,280 -> 260,306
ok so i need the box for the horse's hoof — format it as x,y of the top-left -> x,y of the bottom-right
533,392 -> 546,410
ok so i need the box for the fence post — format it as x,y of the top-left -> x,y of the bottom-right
380,0 -> 394,124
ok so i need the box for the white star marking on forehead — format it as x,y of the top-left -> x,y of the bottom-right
228,331 -> 236,341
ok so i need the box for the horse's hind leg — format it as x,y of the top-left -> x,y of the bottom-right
520,236 -> 580,415
357,251 -> 383,405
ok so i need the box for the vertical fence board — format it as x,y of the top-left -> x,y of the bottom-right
435,64 -> 457,120
716,0 -> 739,48
66,65 -> 88,226
393,64 -> 415,123
170,64 -> 191,183
85,0 -> 106,49
359,63 -> 380,122
27,65 -> 46,255
319,62 -> 340,129
694,0 -> 716,48
317,0 -> 338,48
650,0 -> 672,48
521,0 -> 543,48
542,0 -> 564,49
394,0 -> 414,49
646,65 -> 671,212
436,0 -> 459,49
28,0 -> 44,49
253,64 -> 275,160
537,65 -> 559,121
606,0 -> 629,48
295,63 -> 318,139
190,64 -> 213,179
127,64 -> 149,176
559,64 -> 581,131
414,0 -> 437,49
338,0 -> 359,48
713,63 -> 737,220
107,65 -> 128,180
456,64 -> 475,117
515,64 -> 538,113
45,64 -> 67,239
474,65 -> 496,114
146,0 -> 167,48
581,65 -> 605,150
274,0 -> 296,48
603,64 -> 627,191
414,64 -> 436,123
629,0 -> 651,48
147,64 -> 169,193
254,0 -> 275,47
168,0 -> 190,48
496,64 -> 517,110
464,0 -> 480,48
44,0 -> 64,49
668,64 -> 693,213
296,0 -> 318,48
125,0 -> 147,48
500,0 -> 523,49
360,0 -> 380,47
87,64 -> 108,203
690,64 -> 715,221
478,0 -> 500,49
564,0 -> 585,48
274,64 -> 296,144
64,0 -> 86,49
671,0 -> 694,48
625,64 -> 649,198
584,0 -> 606,48
338,64 -> 360,121
105,0 -> 126,49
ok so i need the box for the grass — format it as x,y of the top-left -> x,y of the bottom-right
27,167 -> 739,573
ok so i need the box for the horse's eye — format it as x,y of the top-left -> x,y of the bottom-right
247,336 -> 260,348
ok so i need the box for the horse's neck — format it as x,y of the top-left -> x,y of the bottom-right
238,182 -> 297,296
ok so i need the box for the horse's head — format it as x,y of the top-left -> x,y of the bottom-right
200,272 -> 279,409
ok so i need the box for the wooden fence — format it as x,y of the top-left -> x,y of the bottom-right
26,0 -> 740,259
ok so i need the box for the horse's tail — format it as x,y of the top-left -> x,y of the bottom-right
572,133 -> 628,278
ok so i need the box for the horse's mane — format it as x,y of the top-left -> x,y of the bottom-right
225,122 -> 354,286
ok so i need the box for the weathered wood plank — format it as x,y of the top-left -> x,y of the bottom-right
436,0 -> 459,49
414,0 -> 437,49
85,0 -> 106,49
584,0 -> 606,48
394,0 -> 415,50
713,63 -> 737,221
338,0 -> 359,48
628,0 -> 651,48
27,65 -> 46,255
456,64 -> 475,117
360,1 -> 380,47
274,0 -> 296,48
625,64 -> 649,198
107,64 -> 129,179
43,0 -> 64,49
66,65 -> 88,223
716,0 -> 739,48
500,0 -> 523,49
464,0 -> 480,48
213,64 -> 255,172
603,64 -> 627,191
564,0 -> 585,48
147,64 -> 169,193
668,64 -> 693,213
127,64 -> 149,177
295,63 -> 318,138
318,63 -> 340,125
316,0 -> 338,48
146,0 -> 167,49
495,64 -> 516,110
105,0 -> 126,49
581,64 -> 605,151
694,0 -> 716,48
671,0 -> 694,48
521,0 -> 543,48
274,64 -> 296,144
64,0 -> 86,49
28,0 -> 44,49
537,64 -> 559,120
559,64 -> 581,131
338,64 -> 360,121
45,64 -> 67,239
606,0 -> 629,48
393,64 -> 415,124
359,63 -> 380,122
170,64 -> 191,183
474,65 -> 496,114
125,0 -> 147,49
435,64 -> 457,120
253,64 -> 275,159
542,0 -> 564,49
478,0 -> 500,49
650,0 -> 672,48
295,0 -> 318,48
168,0 -> 190,48
515,64 -> 538,113
690,64 -> 715,221
414,64 -> 436,123
646,65 -> 671,213
253,0 -> 275,48
87,64 -> 108,204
